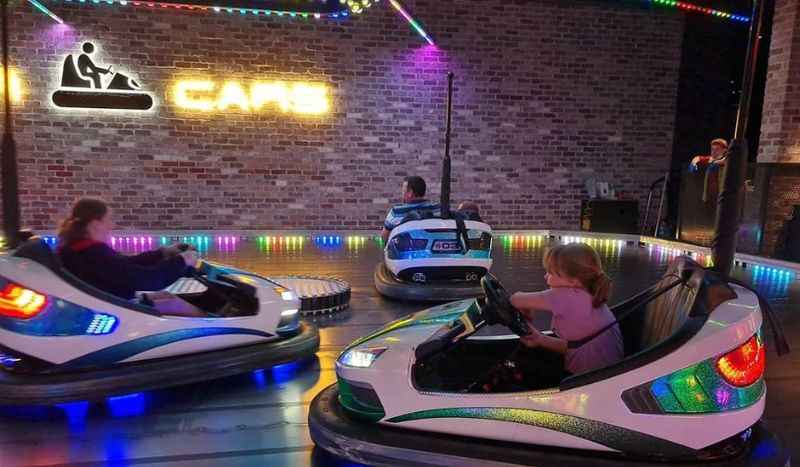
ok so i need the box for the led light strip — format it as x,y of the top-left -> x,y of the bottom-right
59,0 -> 351,18
55,0 -> 381,18
645,0 -> 750,22
27,0 -> 65,23
39,0 -> 745,27
388,0 -> 434,45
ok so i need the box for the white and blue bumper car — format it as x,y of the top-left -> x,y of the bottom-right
0,237 -> 319,405
312,257 -> 790,466
374,72 -> 493,302
375,216 -> 493,302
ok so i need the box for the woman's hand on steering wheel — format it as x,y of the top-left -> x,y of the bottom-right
480,273 -> 531,337
180,250 -> 199,268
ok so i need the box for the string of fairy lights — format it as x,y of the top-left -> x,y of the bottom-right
645,0 -> 750,22
34,0 -> 750,31
23,0 -> 751,52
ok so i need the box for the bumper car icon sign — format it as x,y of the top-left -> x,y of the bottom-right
52,42 -> 154,111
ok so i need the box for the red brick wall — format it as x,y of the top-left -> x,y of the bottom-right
759,0 -> 800,163
763,165 -> 800,256
6,0 -> 683,231
758,1 -> 800,255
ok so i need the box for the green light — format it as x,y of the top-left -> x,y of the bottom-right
650,360 -> 764,414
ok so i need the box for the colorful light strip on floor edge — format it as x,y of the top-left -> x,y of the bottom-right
388,0 -> 435,45
58,0 -> 352,19
28,0 -> 65,23
644,0 -> 750,22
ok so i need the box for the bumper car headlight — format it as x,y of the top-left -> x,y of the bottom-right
277,308 -> 300,336
274,286 -> 296,301
339,348 -> 387,368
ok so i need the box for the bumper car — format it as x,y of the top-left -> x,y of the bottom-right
375,217 -> 493,302
0,237 -> 319,405
311,257 -> 790,466
374,72 -> 493,302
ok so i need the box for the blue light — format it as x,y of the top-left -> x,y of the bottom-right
103,432 -> 129,463
252,369 -> 267,389
86,313 -> 118,335
0,352 -> 21,369
271,361 -> 300,384
751,438 -> 780,461
57,401 -> 90,431
107,392 -> 148,417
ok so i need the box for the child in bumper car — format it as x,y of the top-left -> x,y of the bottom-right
481,243 -> 623,391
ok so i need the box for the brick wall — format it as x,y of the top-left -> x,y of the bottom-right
758,1 -> 800,255
763,166 -> 800,256
759,0 -> 800,163
6,0 -> 683,231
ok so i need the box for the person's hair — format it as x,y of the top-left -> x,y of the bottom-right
58,198 -> 108,245
457,201 -> 482,220
404,176 -> 426,198
711,138 -> 728,149
457,201 -> 479,213
543,243 -> 611,307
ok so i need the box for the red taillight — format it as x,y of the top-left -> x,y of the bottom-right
0,283 -> 48,319
716,334 -> 765,387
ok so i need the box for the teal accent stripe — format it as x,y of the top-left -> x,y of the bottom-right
57,327 -> 272,370
343,300 -> 473,351
387,407 -> 695,457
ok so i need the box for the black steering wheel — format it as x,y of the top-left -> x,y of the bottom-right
480,273 -> 531,336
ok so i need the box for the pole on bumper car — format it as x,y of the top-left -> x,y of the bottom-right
1,0 -> 21,249
711,0 -> 766,276
440,72 -> 454,219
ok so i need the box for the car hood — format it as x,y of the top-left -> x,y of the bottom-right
343,299 -> 479,353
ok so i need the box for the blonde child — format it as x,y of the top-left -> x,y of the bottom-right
510,243 -> 624,376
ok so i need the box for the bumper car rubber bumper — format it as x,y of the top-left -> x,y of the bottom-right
374,263 -> 484,302
309,384 -> 791,467
0,322 -> 319,405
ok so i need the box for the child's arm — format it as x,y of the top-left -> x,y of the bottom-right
510,291 -> 551,316
520,329 -> 568,354
512,290 -> 568,354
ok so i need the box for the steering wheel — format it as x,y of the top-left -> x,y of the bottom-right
480,273 -> 531,336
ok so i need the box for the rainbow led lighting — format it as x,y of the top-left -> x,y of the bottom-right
55,0 -> 378,18
388,0 -> 434,45
28,0 -> 65,22
344,0 -> 379,14
649,356 -> 763,413
60,0 -> 352,19
257,235 -> 305,252
645,0 -> 750,22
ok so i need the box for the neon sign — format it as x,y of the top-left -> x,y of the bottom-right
172,79 -> 330,115
52,42 -> 154,111
0,68 -> 24,103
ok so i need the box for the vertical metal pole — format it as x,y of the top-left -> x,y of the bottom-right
733,1 -> 766,140
654,172 -> 669,237
440,72 -> 453,219
711,0 -> 767,275
642,190 -> 653,235
1,0 -> 21,249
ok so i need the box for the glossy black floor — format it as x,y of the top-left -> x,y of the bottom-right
1,234 -> 798,466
